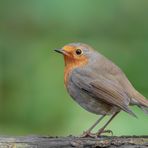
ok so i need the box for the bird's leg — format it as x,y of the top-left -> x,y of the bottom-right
96,112 -> 119,137
97,129 -> 113,136
81,115 -> 106,138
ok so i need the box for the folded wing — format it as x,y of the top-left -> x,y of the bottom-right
71,69 -> 137,117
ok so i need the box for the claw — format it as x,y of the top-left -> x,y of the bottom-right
80,131 -> 97,138
80,129 -> 113,138
96,128 -> 113,137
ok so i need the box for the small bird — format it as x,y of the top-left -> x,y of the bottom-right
54,43 -> 148,137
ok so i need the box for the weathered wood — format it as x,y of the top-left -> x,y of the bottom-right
0,136 -> 147,148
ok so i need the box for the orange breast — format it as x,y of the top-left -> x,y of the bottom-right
64,56 -> 88,87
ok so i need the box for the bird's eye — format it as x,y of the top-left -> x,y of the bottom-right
75,49 -> 83,55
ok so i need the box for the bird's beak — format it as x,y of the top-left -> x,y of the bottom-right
54,48 -> 63,54
54,48 -> 69,56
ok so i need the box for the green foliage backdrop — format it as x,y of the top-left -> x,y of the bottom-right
0,0 -> 148,136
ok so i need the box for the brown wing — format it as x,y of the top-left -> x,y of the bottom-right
90,74 -> 136,117
72,68 -> 137,117
93,54 -> 148,110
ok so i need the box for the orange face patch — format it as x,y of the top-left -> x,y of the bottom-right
62,45 -> 88,86
63,45 -> 77,58
63,45 -> 75,53
62,45 -> 87,66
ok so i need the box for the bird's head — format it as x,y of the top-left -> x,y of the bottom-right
55,43 -> 94,67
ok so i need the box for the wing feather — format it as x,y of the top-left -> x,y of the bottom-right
71,69 -> 137,117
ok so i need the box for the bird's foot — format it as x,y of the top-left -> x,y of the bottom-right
80,131 -> 97,138
96,128 -> 113,137
80,129 -> 113,138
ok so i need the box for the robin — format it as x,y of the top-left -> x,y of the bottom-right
54,43 -> 148,137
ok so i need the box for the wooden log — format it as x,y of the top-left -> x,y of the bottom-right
0,136 -> 147,148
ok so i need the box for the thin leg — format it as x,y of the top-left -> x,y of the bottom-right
87,115 -> 106,133
96,112 -> 119,136
81,115 -> 106,137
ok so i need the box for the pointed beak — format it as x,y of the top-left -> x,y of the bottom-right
54,48 -> 63,54
54,48 -> 69,56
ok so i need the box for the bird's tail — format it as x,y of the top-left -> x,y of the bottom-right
139,106 -> 148,114
131,90 -> 148,114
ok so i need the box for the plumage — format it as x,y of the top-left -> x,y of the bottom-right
70,68 -> 136,117
64,54 -> 88,86
61,43 -> 148,117
55,42 -> 148,137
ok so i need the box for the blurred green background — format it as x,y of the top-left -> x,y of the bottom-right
0,0 -> 148,136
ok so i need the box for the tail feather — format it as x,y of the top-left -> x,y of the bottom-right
131,90 -> 148,114
126,108 -> 137,118
139,106 -> 148,114
133,91 -> 148,106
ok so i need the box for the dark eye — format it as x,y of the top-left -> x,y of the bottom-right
75,49 -> 83,55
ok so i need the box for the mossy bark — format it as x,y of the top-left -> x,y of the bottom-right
0,136 -> 147,148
